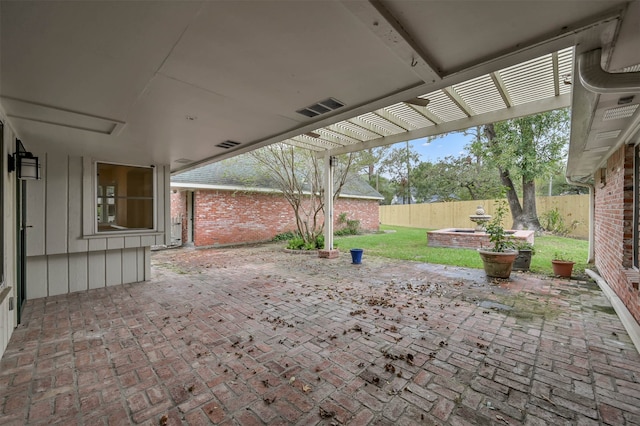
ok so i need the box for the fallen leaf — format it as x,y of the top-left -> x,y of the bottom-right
302,384 -> 311,392
319,407 -> 335,418
289,376 -> 296,384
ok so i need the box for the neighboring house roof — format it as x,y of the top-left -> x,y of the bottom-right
171,157 -> 384,200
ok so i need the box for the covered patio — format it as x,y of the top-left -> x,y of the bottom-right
1,244 -> 639,425
1,2 -> 640,425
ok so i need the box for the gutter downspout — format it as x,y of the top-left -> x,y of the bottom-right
578,48 -> 640,167
565,178 -> 595,263
572,48 -> 640,264
578,48 -> 640,94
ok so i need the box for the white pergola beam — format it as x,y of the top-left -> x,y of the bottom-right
348,116 -> 395,137
329,122 -> 379,142
552,52 -> 561,96
373,109 -> 413,131
443,87 -> 475,117
490,72 -> 513,108
316,128 -> 361,146
405,103 -> 443,125
288,137 -> 339,151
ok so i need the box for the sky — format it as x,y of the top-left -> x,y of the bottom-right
392,132 -> 474,163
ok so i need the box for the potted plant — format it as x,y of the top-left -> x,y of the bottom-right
512,241 -> 535,272
478,201 -> 517,278
551,252 -> 575,278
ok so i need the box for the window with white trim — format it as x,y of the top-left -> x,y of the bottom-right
96,162 -> 155,232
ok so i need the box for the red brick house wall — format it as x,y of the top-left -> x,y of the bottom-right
171,190 -> 379,247
332,198 -> 380,231
594,144 -> 640,323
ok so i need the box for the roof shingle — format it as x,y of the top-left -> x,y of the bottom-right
171,156 -> 384,200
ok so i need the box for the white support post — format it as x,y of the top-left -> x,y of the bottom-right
324,152 -> 334,251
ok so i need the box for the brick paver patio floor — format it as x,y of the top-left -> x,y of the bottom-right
2,243 -> 640,425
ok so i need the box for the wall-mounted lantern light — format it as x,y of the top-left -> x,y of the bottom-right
8,139 -> 41,180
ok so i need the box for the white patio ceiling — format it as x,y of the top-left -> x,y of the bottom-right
1,0 -> 638,180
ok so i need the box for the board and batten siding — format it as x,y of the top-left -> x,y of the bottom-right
1,120 -> 18,357
25,154 -> 169,299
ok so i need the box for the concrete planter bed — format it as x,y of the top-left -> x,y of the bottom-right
283,248 -> 318,255
427,228 -> 534,250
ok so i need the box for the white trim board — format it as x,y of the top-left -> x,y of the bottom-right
586,268 -> 640,355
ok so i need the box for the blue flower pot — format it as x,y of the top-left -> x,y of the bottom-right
350,248 -> 364,264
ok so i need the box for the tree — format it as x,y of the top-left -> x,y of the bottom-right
381,142 -> 421,204
411,154 -> 502,202
354,146 -> 392,192
537,161 -> 589,196
370,175 -> 395,205
410,127 -> 502,202
482,109 -> 570,230
411,161 -> 456,202
249,144 -> 353,245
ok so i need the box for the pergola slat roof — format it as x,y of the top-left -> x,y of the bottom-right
286,47 -> 574,155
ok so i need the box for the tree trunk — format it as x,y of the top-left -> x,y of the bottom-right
518,178 -> 542,230
498,167 -> 523,227
485,122 -> 525,228
463,185 -> 475,200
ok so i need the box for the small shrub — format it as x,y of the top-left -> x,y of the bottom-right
540,208 -> 580,236
334,228 -> 354,236
485,200 -> 512,252
273,231 -> 298,242
346,219 -> 360,233
553,251 -> 573,262
513,240 -> 536,255
286,234 -> 324,250
336,213 -> 361,236
286,237 -> 305,250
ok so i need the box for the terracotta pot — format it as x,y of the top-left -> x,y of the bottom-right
551,260 -> 575,278
478,250 -> 517,278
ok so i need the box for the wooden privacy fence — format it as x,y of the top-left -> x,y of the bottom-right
379,194 -> 590,239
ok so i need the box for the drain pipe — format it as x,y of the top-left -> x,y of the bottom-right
566,178 -> 595,263
577,48 -> 640,165
574,48 -> 640,352
578,48 -> 640,94
573,48 -> 640,264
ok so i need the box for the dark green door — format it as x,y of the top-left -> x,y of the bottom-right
16,160 -> 27,323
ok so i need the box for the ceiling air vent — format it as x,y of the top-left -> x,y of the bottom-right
603,104 -> 638,121
296,98 -> 345,118
174,158 -> 193,164
216,140 -> 241,149
621,64 -> 640,73
595,130 -> 621,140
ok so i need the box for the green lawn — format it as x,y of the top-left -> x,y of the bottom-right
334,225 -> 589,276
